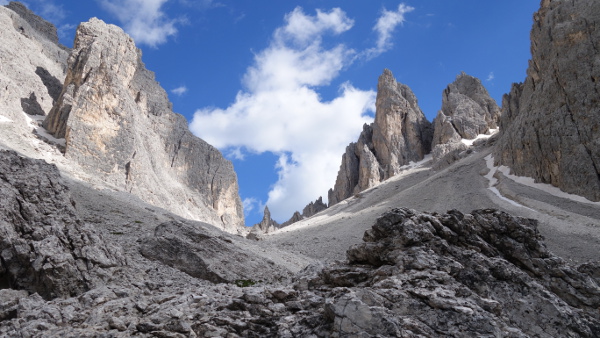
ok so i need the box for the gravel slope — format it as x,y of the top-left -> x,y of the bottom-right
266,147 -> 600,265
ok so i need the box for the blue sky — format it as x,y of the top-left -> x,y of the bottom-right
8,0 -> 540,225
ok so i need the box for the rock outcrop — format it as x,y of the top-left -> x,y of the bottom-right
494,0 -> 600,201
432,72 -> 500,147
373,69 -> 433,178
2,207 -> 598,336
329,70 -> 432,206
430,72 -> 500,168
301,196 -> 328,219
139,220 -> 290,283
246,206 -> 279,240
0,150 -> 125,300
42,18 -> 245,233
0,2 -> 68,125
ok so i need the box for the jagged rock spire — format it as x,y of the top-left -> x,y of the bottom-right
328,69 -> 432,206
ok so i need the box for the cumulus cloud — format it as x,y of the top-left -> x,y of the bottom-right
486,72 -> 495,82
171,85 -> 188,96
364,3 -> 414,60
190,7 -> 376,221
98,0 -> 180,47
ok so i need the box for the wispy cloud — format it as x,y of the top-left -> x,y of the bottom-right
363,3 -> 414,60
36,0 -> 67,23
0,0 -> 8,6
171,85 -> 188,96
98,0 -> 181,48
242,197 -> 264,220
190,7 -> 375,221
486,72 -> 495,82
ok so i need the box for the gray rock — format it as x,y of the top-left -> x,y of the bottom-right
431,110 -> 461,146
433,72 -> 500,146
42,18 -> 245,233
329,70 -> 432,206
431,141 -> 471,170
5,2 -> 64,47
0,150 -> 125,300
20,92 -> 45,116
494,0 -> 600,201
1,206 -> 598,337
372,69 -> 433,178
139,220 -> 291,284
0,2 -> 68,126
328,140 -> 361,206
335,208 -> 600,337
247,206 -> 279,240
301,196 -> 328,219
275,197 -> 328,230
280,211 -> 303,228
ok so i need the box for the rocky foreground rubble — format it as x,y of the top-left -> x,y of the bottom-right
1,150 -> 598,337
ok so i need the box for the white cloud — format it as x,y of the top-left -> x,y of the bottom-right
0,0 -> 9,6
171,85 -> 188,96
364,3 -> 414,60
37,0 -> 66,23
243,197 -> 258,214
242,197 -> 266,222
486,72 -> 495,82
98,0 -> 180,47
190,7 -> 376,221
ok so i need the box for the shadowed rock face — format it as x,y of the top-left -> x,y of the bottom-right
495,0 -> 600,201
0,150 -> 125,300
328,70 -> 432,206
42,18 -> 245,233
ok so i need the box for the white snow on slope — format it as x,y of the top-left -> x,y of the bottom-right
484,154 -> 533,210
461,128 -> 498,146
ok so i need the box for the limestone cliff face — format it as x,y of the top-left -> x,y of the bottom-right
329,70 -> 432,206
0,2 -> 68,125
494,0 -> 600,201
43,19 -> 245,233
372,69 -> 433,178
432,72 -> 500,148
430,72 -> 500,168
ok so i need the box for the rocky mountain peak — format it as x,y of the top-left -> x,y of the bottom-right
372,69 -> 433,178
327,69 -> 432,207
42,18 -> 245,233
432,72 -> 500,148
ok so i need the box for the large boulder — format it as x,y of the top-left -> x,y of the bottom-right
0,150 -> 125,300
494,0 -> 600,201
42,18 -> 245,233
139,220 -> 290,283
320,207 -> 600,337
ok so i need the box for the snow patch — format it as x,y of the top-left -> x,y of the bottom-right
23,112 -> 66,147
495,157 -> 600,207
484,154 -> 533,210
0,114 -> 12,123
399,154 -> 432,170
461,128 -> 498,146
